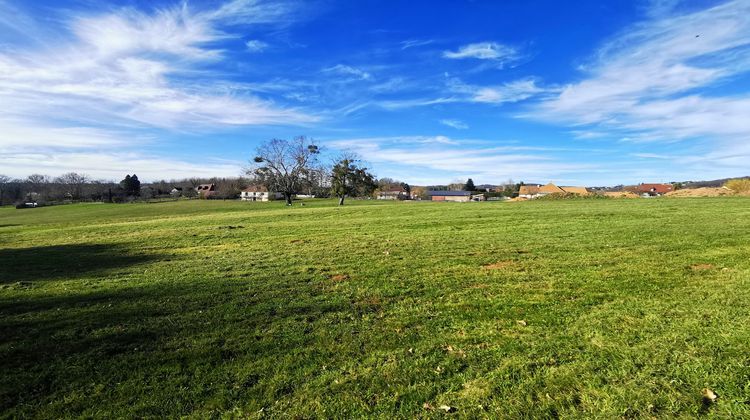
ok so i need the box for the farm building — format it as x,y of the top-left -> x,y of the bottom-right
539,183 -> 565,195
241,185 -> 283,202
518,185 -> 541,199
519,183 -> 590,199
428,190 -> 471,202
195,184 -> 216,198
560,186 -> 590,195
637,183 -> 673,196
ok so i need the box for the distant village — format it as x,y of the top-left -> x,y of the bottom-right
193,179 -> 713,202
2,171 -> 746,208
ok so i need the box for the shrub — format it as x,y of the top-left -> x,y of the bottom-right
724,178 -> 750,193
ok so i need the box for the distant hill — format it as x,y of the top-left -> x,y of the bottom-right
676,176 -> 749,189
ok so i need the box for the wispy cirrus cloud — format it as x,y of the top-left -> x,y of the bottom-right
0,0 -> 317,179
326,136 -> 597,184
447,77 -> 550,104
245,39 -> 269,52
322,64 -> 373,81
440,119 -> 468,129
400,39 -> 434,50
530,0 -> 750,143
0,1 -> 318,133
0,150 -> 243,180
443,41 -> 520,63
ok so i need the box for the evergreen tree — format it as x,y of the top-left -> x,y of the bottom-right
464,178 -> 476,191
120,174 -> 141,196
331,156 -> 377,205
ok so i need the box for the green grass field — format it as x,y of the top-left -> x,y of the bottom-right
1,198 -> 749,418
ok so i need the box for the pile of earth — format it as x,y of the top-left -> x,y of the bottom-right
602,191 -> 640,199
666,187 -> 735,197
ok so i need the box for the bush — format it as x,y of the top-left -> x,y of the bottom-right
724,178 -> 750,193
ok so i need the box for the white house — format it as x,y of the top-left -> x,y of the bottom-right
241,185 -> 283,202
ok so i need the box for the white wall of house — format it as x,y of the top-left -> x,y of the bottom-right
241,191 -> 282,201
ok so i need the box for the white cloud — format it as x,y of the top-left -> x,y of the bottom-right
0,1 -> 318,131
0,0 -> 317,179
473,80 -> 546,103
448,77 -> 549,104
0,151 -> 242,181
377,97 -> 457,110
357,77 -> 549,111
439,119 -> 468,129
323,64 -> 372,81
531,0 -> 750,143
0,118 -> 130,150
400,39 -> 434,50
209,0 -> 296,25
245,39 -> 269,52
443,42 -> 520,62
326,137 -> 596,184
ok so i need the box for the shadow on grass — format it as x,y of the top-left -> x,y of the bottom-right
0,275 -> 357,417
0,244 -> 159,284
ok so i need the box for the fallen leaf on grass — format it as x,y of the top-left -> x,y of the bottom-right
443,345 -> 466,358
517,320 -> 527,326
702,388 -> 718,403
423,402 -> 433,410
438,405 -> 457,413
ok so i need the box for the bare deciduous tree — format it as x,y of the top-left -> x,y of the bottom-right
55,172 -> 89,200
247,137 -> 320,205
0,174 -> 10,205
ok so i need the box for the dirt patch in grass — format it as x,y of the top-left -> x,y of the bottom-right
330,274 -> 350,281
483,260 -> 517,270
690,264 -> 715,271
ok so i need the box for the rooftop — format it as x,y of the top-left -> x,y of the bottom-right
427,190 -> 471,196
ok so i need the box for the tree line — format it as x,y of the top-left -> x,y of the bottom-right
1,136 -> 524,207
0,137 -> 393,207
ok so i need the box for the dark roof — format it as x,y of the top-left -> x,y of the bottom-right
427,190 -> 471,196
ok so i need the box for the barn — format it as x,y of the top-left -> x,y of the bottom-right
428,191 -> 471,202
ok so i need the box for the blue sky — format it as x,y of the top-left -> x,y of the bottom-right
1,0 -> 749,185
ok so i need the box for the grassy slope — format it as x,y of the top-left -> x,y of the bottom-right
1,198 -> 749,418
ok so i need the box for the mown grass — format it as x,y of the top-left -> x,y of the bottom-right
1,198 -> 749,418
